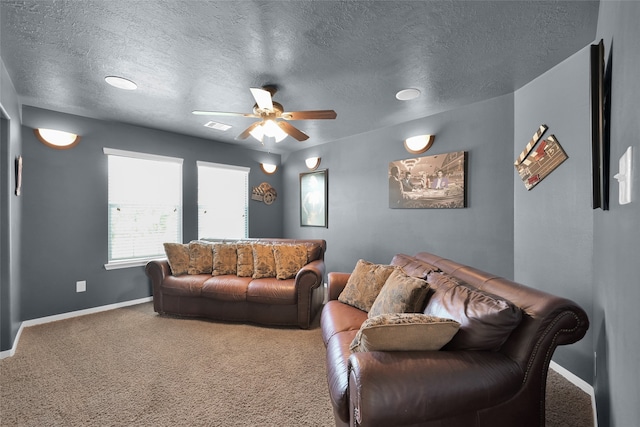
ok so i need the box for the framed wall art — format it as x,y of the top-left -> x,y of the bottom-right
389,151 -> 466,209
590,39 -> 611,210
300,169 -> 328,227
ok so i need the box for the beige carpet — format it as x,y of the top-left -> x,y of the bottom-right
0,302 -> 593,426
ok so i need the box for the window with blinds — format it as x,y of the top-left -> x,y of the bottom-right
197,161 -> 249,239
104,148 -> 183,268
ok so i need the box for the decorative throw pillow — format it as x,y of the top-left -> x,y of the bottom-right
212,243 -> 237,276
368,268 -> 430,318
163,243 -> 189,276
424,272 -> 522,351
252,243 -> 277,279
338,260 -> 396,312
273,244 -> 308,280
236,243 -> 254,277
350,313 -> 461,352
188,241 -> 213,274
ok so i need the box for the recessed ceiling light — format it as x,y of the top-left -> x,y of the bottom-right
395,88 -> 421,101
105,76 -> 138,90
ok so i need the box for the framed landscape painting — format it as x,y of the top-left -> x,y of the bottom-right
300,169 -> 328,227
389,151 -> 467,209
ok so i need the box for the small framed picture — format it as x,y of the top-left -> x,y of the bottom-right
300,169 -> 328,227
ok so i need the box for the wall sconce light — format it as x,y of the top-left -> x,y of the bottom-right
404,134 -> 434,155
305,157 -> 321,170
34,128 -> 81,150
260,163 -> 278,174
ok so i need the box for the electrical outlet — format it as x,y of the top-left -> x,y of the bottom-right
76,280 -> 86,293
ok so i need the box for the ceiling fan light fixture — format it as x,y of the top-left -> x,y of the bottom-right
263,120 -> 288,142
105,76 -> 138,90
34,128 -> 81,149
305,157 -> 321,170
396,88 -> 421,101
404,134 -> 435,154
260,163 -> 278,174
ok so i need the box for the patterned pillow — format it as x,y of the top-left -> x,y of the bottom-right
368,268 -> 430,318
212,243 -> 237,276
252,243 -> 277,279
163,243 -> 189,276
350,313 -> 461,352
236,243 -> 254,277
188,241 -> 213,274
272,244 -> 308,280
338,260 -> 396,312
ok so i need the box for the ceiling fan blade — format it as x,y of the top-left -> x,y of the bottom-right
236,121 -> 263,140
278,121 -> 309,141
250,88 -> 273,111
282,110 -> 337,120
192,110 -> 257,118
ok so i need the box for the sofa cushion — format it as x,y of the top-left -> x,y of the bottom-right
304,242 -> 322,263
236,243 -> 254,277
161,274 -> 207,296
273,244 -> 308,280
163,243 -> 189,276
425,272 -> 522,351
390,253 -> 440,279
252,243 -> 277,278
349,313 -> 460,352
368,268 -> 430,317
212,243 -> 237,276
188,241 -> 213,274
201,275 -> 251,302
338,260 -> 396,312
247,277 -> 296,304
321,300 -> 369,346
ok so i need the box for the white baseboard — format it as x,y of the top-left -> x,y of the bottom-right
0,297 -> 153,360
550,360 -> 598,427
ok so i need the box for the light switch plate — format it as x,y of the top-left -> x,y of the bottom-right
613,146 -> 632,205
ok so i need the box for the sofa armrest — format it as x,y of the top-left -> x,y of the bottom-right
296,259 -> 326,290
145,259 -> 171,288
145,259 -> 171,312
327,272 -> 351,301
347,350 -> 522,426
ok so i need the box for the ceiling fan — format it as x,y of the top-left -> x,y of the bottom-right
192,85 -> 337,143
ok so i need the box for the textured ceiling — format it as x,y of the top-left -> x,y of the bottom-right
1,1 -> 599,154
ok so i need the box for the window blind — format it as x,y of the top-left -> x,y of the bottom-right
197,161 -> 249,239
105,148 -> 183,266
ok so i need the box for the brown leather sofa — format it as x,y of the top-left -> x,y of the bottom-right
145,238 -> 326,329
321,251 -> 589,427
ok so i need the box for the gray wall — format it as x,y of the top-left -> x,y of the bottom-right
17,106 -> 283,321
283,93 -> 515,280
592,2 -> 640,426
0,58 -> 22,352
513,47 -> 594,381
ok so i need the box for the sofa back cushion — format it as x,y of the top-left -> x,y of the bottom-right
424,272 -> 522,351
390,253 -> 440,279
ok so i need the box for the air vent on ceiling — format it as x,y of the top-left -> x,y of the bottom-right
203,121 -> 232,131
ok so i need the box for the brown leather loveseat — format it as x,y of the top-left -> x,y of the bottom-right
321,251 -> 589,427
146,238 -> 326,329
